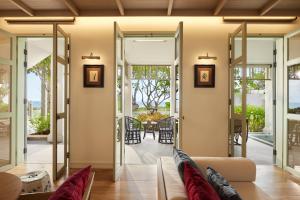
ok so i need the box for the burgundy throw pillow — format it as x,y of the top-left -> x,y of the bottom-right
184,162 -> 221,200
49,165 -> 91,200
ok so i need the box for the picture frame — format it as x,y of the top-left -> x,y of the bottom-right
194,64 -> 215,88
83,64 -> 104,88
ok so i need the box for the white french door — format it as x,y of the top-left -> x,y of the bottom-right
228,23 -> 248,157
0,29 -> 16,171
52,24 -> 70,181
283,28 -> 300,176
172,22 -> 183,149
113,22 -> 125,181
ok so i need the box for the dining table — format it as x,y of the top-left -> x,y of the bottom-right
0,172 -> 23,200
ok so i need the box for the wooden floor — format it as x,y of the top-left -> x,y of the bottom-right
7,164 -> 300,200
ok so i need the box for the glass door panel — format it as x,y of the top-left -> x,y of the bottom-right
0,29 -> 15,171
0,32 -> 12,60
53,24 -> 69,180
114,22 -> 125,181
229,23 -> 247,158
284,29 -> 300,176
288,32 -> 300,61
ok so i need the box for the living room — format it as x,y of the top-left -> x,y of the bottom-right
1,0 -> 300,199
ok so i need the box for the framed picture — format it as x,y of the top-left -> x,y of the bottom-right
194,64 -> 215,88
83,65 -> 104,88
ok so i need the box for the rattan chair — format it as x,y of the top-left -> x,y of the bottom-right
125,116 -> 142,144
158,117 -> 174,144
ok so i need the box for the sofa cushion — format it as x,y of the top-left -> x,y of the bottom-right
173,148 -> 207,181
192,157 -> 256,182
184,162 -> 221,200
207,167 -> 242,200
49,165 -> 91,200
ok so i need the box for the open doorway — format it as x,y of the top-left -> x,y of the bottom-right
124,37 -> 175,165
22,37 -> 53,165
232,37 -> 283,165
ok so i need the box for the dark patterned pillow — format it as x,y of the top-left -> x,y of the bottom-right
207,167 -> 242,200
173,147 -> 207,181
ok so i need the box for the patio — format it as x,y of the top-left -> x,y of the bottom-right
125,132 -> 173,165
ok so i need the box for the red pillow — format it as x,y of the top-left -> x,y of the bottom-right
183,162 -> 220,200
49,165 -> 91,200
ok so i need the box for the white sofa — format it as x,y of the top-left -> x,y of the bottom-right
157,157 -> 272,200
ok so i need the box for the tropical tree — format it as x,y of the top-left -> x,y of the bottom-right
132,65 -> 170,110
27,55 -> 51,116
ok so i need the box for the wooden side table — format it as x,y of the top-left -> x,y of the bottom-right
142,121 -> 157,140
0,172 -> 22,200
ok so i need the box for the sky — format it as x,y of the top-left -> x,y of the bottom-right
27,72 -> 41,102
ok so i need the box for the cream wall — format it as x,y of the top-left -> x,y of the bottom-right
0,17 -> 300,168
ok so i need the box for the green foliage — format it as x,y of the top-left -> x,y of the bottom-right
165,102 -> 170,109
29,114 -> 50,134
234,105 -> 265,132
137,112 -> 168,122
27,55 -> 51,81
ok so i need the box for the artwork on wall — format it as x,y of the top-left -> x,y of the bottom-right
194,64 -> 215,88
83,64 -> 104,88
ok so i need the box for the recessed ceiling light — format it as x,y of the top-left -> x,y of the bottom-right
133,39 -> 167,42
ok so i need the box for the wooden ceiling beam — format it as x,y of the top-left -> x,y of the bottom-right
213,0 -> 228,15
61,0 -> 79,16
260,0 -> 281,16
9,0 -> 34,16
167,0 -> 174,16
115,0 -> 125,16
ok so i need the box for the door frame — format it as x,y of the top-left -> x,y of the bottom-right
113,24 -> 184,179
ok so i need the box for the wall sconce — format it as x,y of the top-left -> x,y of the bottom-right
82,52 -> 100,60
198,53 -> 217,60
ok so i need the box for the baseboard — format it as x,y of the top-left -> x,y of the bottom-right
70,161 -> 113,169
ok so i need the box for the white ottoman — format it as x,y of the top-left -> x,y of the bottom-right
20,170 -> 51,194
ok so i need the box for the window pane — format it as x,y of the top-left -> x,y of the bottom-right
57,118 -> 65,173
57,31 -> 65,59
233,66 -> 243,114
288,33 -> 300,61
0,118 -> 11,167
233,31 -> 242,60
175,65 -> 179,113
0,64 -> 11,113
288,65 -> 300,114
0,33 -> 11,60
117,65 -> 123,113
287,119 -> 300,171
57,63 -> 65,114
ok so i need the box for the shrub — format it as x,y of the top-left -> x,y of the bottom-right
29,114 -> 50,135
234,105 -> 265,132
137,112 -> 169,122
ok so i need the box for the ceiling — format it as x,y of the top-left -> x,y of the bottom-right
0,0 -> 300,17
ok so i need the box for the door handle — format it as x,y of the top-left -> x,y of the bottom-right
182,116 -> 185,120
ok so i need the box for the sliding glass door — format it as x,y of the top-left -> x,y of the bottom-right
53,24 -> 70,180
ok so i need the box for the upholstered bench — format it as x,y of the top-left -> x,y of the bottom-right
157,157 -> 272,200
